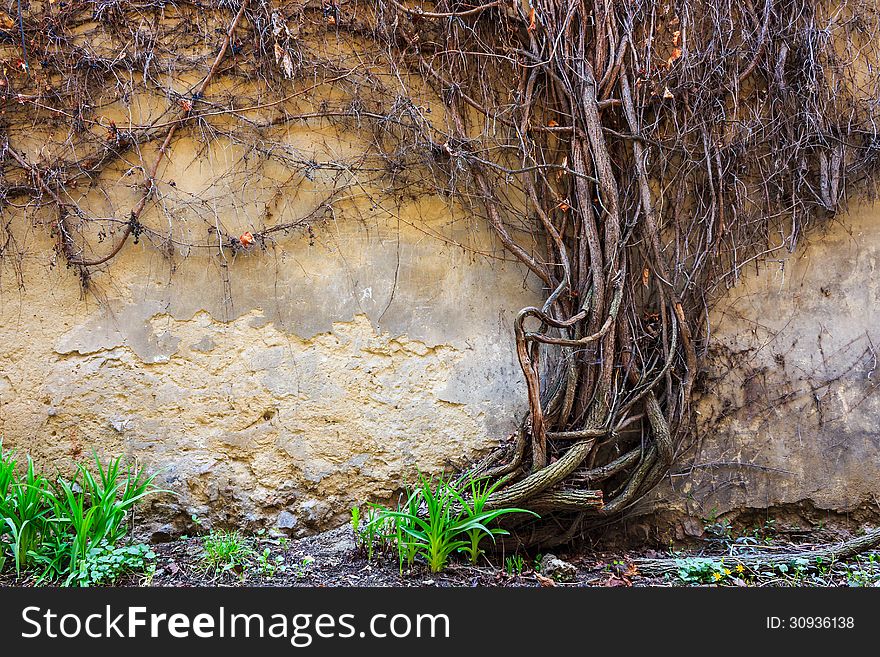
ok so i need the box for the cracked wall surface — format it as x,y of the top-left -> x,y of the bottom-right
633,202 -> 880,539
0,194 -> 541,537
3,120 -> 880,540
4,198 -> 880,539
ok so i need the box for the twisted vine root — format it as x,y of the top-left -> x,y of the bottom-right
437,0 -> 880,543
2,1 -> 880,545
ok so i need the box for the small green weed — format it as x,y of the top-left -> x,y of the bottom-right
350,506 -> 360,543
533,553 -> 543,573
702,508 -> 732,544
844,553 -> 880,587
505,554 -> 525,576
257,547 -> 287,578
675,557 -> 728,584
201,529 -> 253,575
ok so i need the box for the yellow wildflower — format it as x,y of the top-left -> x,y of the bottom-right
724,568 -> 732,576
736,564 -> 745,573
712,572 -> 722,581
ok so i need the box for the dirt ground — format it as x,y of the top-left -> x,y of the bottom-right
4,521 -> 880,588
102,524 -> 880,588
141,525 -> 642,588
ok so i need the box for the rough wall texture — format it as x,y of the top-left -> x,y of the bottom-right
0,31 -> 546,538
632,202 -> 880,540
0,197 -> 540,537
2,167 -> 879,540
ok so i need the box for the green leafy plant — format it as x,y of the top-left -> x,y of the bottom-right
0,454 -> 53,577
350,506 -> 361,542
844,554 -> 880,587
453,477 -> 517,565
68,542 -> 156,587
391,488 -> 421,573
360,507 -> 380,562
201,529 -> 253,575
533,553 -> 543,573
295,555 -> 315,578
1,443 -> 162,584
372,474 -> 538,574
675,557 -> 726,584
257,547 -> 287,578
702,508 -> 733,544
41,454 -> 162,579
505,554 -> 525,576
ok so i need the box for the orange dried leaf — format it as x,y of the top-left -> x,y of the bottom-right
239,231 -> 255,247
672,29 -> 681,46
558,200 -> 570,212
535,572 -> 556,587
547,120 -> 558,127
528,7 -> 536,32
666,47 -> 682,68
642,266 -> 650,287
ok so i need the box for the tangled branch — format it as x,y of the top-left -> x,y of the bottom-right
2,0 -> 879,546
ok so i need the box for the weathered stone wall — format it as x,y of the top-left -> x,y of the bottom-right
632,202 -> 880,540
0,13 -> 550,538
2,6 -> 879,539
4,194 -> 880,539
0,192 -> 541,537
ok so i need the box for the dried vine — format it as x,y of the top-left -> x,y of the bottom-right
2,0 -> 880,546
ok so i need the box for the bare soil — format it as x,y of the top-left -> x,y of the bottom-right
4,523 -> 879,588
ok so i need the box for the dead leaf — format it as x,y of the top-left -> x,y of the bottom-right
535,572 -> 556,587
642,266 -> 650,287
663,86 -> 674,100
239,231 -> 255,247
601,575 -> 631,587
528,7 -> 537,32
271,10 -> 290,38
558,200 -> 570,212
275,43 -> 294,79
547,119 -> 559,127
666,47 -> 682,68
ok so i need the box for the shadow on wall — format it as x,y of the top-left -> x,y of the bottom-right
628,204 -> 880,543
